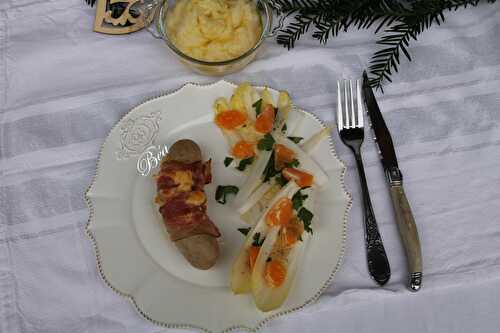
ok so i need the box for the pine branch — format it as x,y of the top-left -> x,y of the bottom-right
276,14 -> 315,49
271,0 -> 321,14
270,0 -> 498,91
271,0 -> 408,48
368,0 -> 494,90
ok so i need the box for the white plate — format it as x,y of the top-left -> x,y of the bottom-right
86,80 -> 351,333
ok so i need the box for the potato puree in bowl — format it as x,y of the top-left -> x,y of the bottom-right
166,0 -> 263,62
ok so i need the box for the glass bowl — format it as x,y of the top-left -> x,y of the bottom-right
147,0 -> 275,76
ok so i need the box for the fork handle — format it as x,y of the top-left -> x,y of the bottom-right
354,153 -> 391,286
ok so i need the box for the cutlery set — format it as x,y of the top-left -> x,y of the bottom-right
336,72 -> 423,291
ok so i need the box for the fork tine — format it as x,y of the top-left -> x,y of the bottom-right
356,79 -> 364,128
344,80 -> 350,128
337,81 -> 343,132
350,80 -> 356,127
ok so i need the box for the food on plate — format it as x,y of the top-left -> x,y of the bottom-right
215,110 -> 247,129
230,182 -> 299,294
255,104 -> 275,133
216,83 -> 331,311
251,189 -> 315,312
165,0 -> 262,62
282,167 -> 314,188
231,140 -> 255,159
154,139 -> 221,270
213,83 -> 329,218
213,83 -> 291,166
231,182 -> 316,311
274,144 -> 295,169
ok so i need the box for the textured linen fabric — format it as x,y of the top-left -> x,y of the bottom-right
1,1 -> 500,332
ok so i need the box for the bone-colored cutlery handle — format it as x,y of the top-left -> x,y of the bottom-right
389,184 -> 423,291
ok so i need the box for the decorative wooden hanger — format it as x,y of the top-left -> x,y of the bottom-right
93,0 -> 155,35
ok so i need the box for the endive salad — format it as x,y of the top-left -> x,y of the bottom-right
213,83 -> 329,312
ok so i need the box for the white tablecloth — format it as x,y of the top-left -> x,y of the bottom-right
1,1 -> 500,332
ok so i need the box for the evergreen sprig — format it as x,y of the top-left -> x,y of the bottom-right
270,0 -> 498,91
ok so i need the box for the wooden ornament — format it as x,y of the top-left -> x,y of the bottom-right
93,0 -> 155,35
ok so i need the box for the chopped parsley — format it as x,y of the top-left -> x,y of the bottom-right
298,207 -> 314,234
224,157 -> 234,167
284,158 -> 300,168
263,151 -> 279,182
287,136 -> 304,144
263,151 -> 296,184
292,189 -> 309,211
237,157 -> 255,171
257,133 -> 275,151
215,185 -> 239,204
252,232 -> 265,247
237,227 -> 251,236
253,99 -> 263,116
292,188 -> 314,233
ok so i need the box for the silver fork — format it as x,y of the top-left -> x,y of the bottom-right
337,79 -> 391,286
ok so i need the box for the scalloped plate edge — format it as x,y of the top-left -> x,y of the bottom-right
85,79 -> 352,333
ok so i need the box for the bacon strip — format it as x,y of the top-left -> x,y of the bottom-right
156,159 -> 220,241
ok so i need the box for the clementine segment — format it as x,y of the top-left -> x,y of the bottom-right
265,260 -> 287,288
280,225 -> 301,248
231,140 -> 255,159
274,144 -> 295,169
266,197 -> 293,227
255,104 -> 275,134
248,245 -> 260,270
282,168 -> 314,188
215,110 -> 247,130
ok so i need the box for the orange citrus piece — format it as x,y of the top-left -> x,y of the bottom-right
215,110 -> 247,130
255,104 -> 275,134
274,143 -> 295,169
265,260 -> 287,288
248,245 -> 260,270
280,225 -> 301,248
282,168 -> 314,188
266,197 -> 293,227
231,140 -> 255,159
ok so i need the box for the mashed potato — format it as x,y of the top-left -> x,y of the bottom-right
166,0 -> 262,62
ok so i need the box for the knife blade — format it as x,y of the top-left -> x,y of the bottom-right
362,71 -> 423,292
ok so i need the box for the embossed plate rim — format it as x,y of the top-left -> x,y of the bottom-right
85,80 -> 352,333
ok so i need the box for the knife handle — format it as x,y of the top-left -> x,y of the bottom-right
389,184 -> 423,291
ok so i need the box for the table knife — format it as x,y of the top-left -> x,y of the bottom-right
362,72 -> 423,291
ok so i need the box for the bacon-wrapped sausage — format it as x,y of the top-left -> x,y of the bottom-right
155,139 -> 220,269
